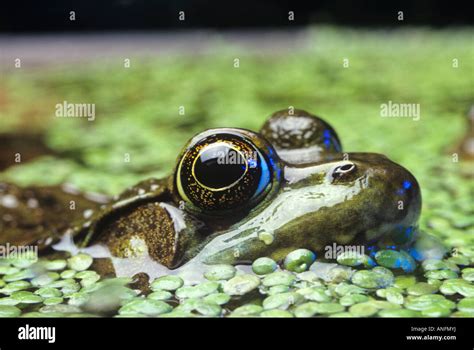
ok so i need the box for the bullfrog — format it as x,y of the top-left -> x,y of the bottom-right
0,109 -> 423,279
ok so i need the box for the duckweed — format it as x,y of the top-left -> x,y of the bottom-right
0,266 -> 19,275
313,302 -> 345,314
40,304 -> 81,314
266,285 -> 290,295
68,292 -> 90,306
0,305 -> 21,317
43,297 -> 64,305
462,268 -> 474,282
175,281 -> 220,299
351,267 -> 394,289
394,275 -> 417,289
11,291 -> 43,304
407,282 -> 439,296
337,251 -> 365,267
378,309 -> 421,317
223,274 -> 260,296
283,249 -> 316,273
44,260 -> 68,271
230,304 -> 263,316
293,302 -> 320,317
367,300 -> 402,310
424,269 -> 458,280
148,291 -> 173,301
31,272 -> 60,287
349,302 -> 378,317
150,275 -> 184,291
262,292 -> 304,310
67,254 -> 93,271
1,280 -> 31,294
34,287 -> 62,298
404,294 -> 455,311
375,250 -> 403,269
457,297 -> 474,313
262,272 -> 296,287
351,271 -> 378,289
118,298 -> 172,316
439,278 -> 469,295
3,269 -> 34,282
385,289 -> 404,305
310,262 -> 353,283
296,271 -> 320,283
329,312 -> 356,318
175,299 -> 222,316
252,257 -> 277,275
260,309 -> 293,317
297,287 -> 331,302
334,283 -> 367,296
60,270 -> 77,279
0,243 -> 471,318
339,294 -> 369,306
421,306 -> 452,317
203,293 -> 230,305
0,297 -> 19,306
204,264 -> 236,281
453,283 -> 474,297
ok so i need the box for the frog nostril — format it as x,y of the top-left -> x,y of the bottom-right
332,162 -> 356,178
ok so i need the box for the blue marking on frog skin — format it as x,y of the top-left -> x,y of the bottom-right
322,128 -> 342,152
404,226 -> 414,240
323,129 -> 332,150
367,245 -> 377,257
366,257 -> 377,267
408,247 -> 423,261
397,180 -> 413,195
400,254 -> 416,272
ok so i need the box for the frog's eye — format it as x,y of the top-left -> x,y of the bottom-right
332,162 -> 357,180
175,129 -> 279,213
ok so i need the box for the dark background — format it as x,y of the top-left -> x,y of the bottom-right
1,0 -> 472,32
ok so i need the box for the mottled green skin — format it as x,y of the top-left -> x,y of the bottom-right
0,109 -> 422,274
72,109 -> 421,270
194,153 -> 421,265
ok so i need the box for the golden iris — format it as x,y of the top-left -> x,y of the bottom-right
175,130 -> 275,213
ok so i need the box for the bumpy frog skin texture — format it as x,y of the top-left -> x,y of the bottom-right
52,108 -> 421,277
0,109 -> 422,279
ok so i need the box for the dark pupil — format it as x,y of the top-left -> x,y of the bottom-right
340,164 -> 353,171
194,144 -> 247,189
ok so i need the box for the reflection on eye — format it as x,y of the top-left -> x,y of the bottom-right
176,131 -> 275,213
